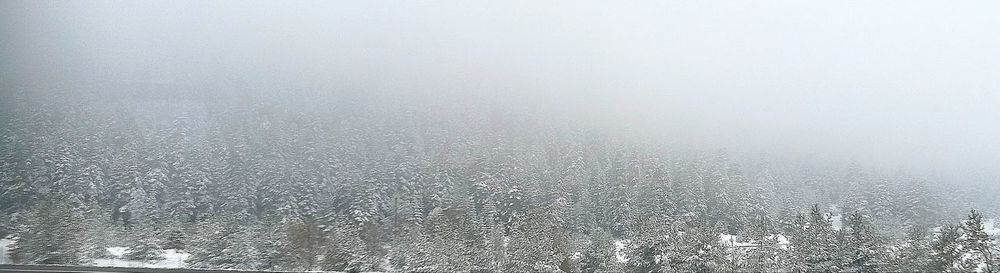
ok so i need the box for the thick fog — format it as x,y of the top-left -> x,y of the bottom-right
3,0 -> 998,186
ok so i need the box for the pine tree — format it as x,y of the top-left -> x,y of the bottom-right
185,217 -> 256,269
744,214 -> 783,272
403,207 -> 478,272
961,209 -> 996,273
283,216 -> 326,270
159,218 -> 189,250
625,214 -> 672,273
10,199 -> 84,265
889,226 -> 935,272
253,217 -> 293,270
930,225 -> 963,272
124,234 -> 165,262
77,211 -> 116,260
787,204 -> 839,272
897,177 -> 939,230
319,223 -> 366,272
837,211 -> 885,272
505,207 -> 571,272
484,222 -> 508,272
643,215 -> 726,273
392,224 -> 432,272
123,221 -> 165,262
579,227 -> 618,273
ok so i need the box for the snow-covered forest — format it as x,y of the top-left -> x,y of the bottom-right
4,1 -> 1000,272
1,86 -> 998,272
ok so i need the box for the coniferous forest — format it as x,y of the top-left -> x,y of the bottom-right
1,86 -> 997,272
4,1 -> 1000,272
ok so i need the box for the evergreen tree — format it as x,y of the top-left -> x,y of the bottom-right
579,227 -> 618,273
0,86 -> 992,271
961,209 -> 996,273
787,204 -> 839,272
930,225 -> 964,272
283,216 -> 326,270
505,207 -> 571,272
889,226 -> 935,272
744,214 -> 784,272
123,219 -> 165,262
837,211 -> 885,272
124,234 -> 164,262
253,217 -> 293,270
10,199 -> 84,264
159,218 -> 189,250
654,216 -> 725,273
77,211 -> 116,260
319,223 -> 367,272
185,217 -> 256,269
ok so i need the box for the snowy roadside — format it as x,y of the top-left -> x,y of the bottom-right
0,240 -> 188,268
90,247 -> 189,268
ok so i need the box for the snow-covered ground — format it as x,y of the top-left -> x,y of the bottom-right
719,234 -> 754,247
0,238 -> 12,264
0,239 -> 188,267
719,234 -> 789,249
91,247 -> 189,268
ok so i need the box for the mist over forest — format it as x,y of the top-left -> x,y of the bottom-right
1,1 -> 999,272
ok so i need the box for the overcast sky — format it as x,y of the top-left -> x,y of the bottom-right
2,0 -> 998,185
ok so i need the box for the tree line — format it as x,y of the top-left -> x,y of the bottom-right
1,87 -> 996,272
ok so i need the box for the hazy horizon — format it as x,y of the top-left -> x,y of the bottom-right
3,0 -> 998,187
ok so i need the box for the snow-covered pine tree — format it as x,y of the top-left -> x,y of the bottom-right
159,218 -> 189,250
930,224 -> 964,272
123,213 -> 167,263
403,207 -> 477,272
124,227 -> 165,262
744,214 -> 783,272
185,216 -> 256,270
282,216 -> 326,270
9,198 -> 84,264
505,206 -> 571,272
888,226 -> 935,272
961,209 -> 996,273
662,216 -> 725,273
897,176 -> 940,230
579,227 -> 618,273
787,204 -> 839,272
625,214 -> 672,273
163,117 -> 212,223
251,217 -> 292,270
483,221 -> 508,272
319,223 -> 367,272
837,210 -> 886,272
77,210 -> 116,260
